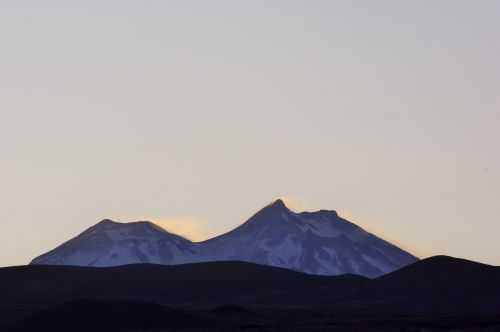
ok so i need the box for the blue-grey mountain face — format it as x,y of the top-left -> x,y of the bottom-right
194,200 -> 417,277
30,220 -> 197,267
31,200 -> 418,277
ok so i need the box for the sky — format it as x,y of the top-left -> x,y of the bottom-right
1,1 -> 499,267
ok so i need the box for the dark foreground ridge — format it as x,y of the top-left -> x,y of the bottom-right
2,256 -> 500,331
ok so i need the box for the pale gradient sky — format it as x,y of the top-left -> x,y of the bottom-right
1,1 -> 499,267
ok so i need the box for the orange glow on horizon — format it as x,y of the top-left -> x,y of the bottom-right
280,196 -> 307,212
147,217 -> 210,242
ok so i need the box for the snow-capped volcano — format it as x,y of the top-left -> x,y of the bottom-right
31,200 -> 418,277
30,219 -> 196,266
195,199 -> 417,277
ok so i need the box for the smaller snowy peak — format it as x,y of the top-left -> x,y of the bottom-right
91,219 -> 174,236
31,218 -> 196,267
95,219 -> 157,228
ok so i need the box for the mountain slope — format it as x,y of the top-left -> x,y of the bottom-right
196,200 -> 417,277
31,199 -> 417,277
31,219 -> 196,266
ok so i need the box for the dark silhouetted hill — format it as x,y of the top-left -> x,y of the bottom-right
2,256 -> 500,331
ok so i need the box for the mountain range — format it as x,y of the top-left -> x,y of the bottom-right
31,199 -> 417,277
